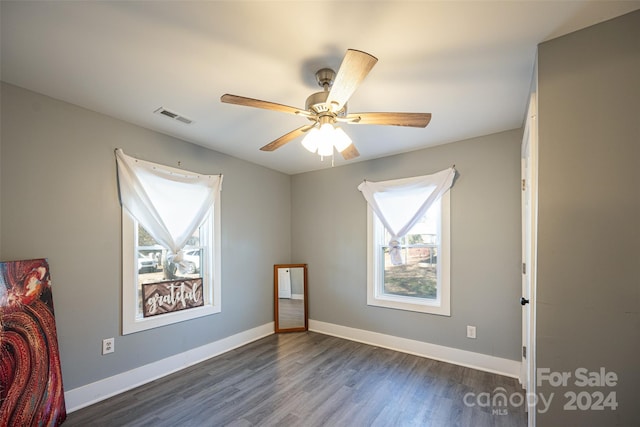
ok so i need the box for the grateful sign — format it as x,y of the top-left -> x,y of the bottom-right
142,278 -> 203,317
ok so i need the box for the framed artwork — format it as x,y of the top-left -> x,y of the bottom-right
0,258 -> 66,426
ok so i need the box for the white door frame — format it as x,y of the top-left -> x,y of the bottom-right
521,63 -> 539,427
278,267 -> 292,299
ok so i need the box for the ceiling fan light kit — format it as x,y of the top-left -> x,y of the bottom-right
220,49 -> 431,161
301,123 -> 352,157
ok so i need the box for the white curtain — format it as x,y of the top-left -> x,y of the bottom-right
115,149 -> 223,264
358,167 -> 456,265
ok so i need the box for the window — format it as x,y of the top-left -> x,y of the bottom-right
367,190 -> 451,316
116,149 -> 222,335
122,203 -> 221,334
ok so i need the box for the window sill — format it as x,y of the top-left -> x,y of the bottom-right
122,304 -> 220,335
367,294 -> 450,316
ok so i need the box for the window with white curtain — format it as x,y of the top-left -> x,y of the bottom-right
116,149 -> 222,334
360,168 -> 455,316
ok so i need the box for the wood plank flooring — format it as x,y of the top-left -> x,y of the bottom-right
63,332 -> 526,427
277,299 -> 304,329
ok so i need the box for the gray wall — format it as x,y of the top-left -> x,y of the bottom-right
537,10 -> 640,426
0,83 -> 291,389
291,130 -> 522,360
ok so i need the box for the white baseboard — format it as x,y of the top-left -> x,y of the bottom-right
309,319 -> 521,379
66,320 -> 520,412
65,322 -> 274,412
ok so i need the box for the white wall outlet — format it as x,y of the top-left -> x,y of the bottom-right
102,337 -> 115,355
466,325 -> 477,339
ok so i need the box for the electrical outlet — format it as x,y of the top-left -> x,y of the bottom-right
466,325 -> 477,339
102,338 -> 115,355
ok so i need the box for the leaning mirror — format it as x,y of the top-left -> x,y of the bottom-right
274,264 -> 308,333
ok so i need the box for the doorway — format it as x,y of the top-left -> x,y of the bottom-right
521,84 -> 538,427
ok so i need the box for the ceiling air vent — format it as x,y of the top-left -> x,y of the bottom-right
153,107 -> 193,125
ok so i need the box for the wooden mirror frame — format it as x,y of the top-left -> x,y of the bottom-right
274,264 -> 308,333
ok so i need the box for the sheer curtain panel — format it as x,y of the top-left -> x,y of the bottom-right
358,167 -> 456,265
115,149 -> 223,264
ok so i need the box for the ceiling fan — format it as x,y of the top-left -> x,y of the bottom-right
220,49 -> 431,160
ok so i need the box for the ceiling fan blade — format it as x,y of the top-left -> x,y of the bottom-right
343,112 -> 432,128
340,144 -> 360,160
326,49 -> 378,111
259,125 -> 315,152
221,94 -> 311,117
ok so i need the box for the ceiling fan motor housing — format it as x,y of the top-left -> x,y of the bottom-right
305,91 -> 347,118
315,68 -> 335,89
305,68 -> 347,119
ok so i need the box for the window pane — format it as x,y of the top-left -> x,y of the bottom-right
367,189 -> 450,316
379,200 -> 440,301
136,224 -> 203,317
383,246 -> 438,299
383,199 -> 440,243
137,224 -> 162,286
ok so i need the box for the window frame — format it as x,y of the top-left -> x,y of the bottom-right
121,199 -> 221,335
366,191 -> 451,316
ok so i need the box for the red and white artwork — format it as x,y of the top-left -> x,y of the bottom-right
0,258 -> 66,426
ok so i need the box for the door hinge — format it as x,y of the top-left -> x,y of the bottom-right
522,262 -> 526,274
523,346 -> 527,359
522,179 -> 526,191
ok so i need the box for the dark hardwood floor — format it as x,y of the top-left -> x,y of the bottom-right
64,332 -> 526,427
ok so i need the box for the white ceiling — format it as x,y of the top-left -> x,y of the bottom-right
2,1 -> 639,175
